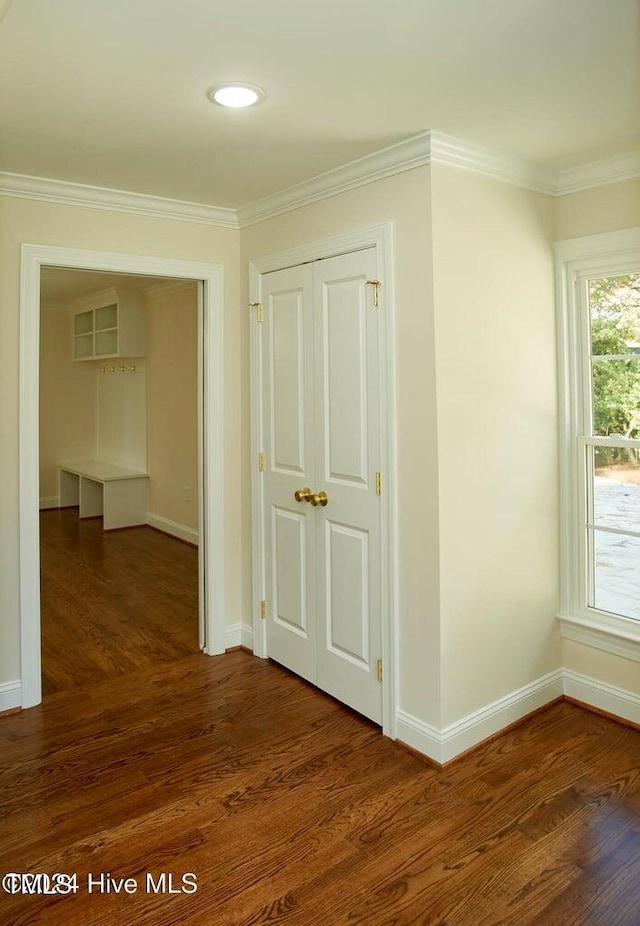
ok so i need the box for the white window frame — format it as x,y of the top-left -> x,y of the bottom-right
556,227 -> 640,660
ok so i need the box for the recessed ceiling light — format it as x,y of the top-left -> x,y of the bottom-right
208,83 -> 265,108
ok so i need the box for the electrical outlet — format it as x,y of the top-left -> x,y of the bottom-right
182,486 -> 190,503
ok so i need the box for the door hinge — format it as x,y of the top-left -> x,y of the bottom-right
250,301 -> 264,323
376,472 -> 382,496
261,600 -> 268,620
258,451 -> 266,472
377,658 -> 383,682
366,279 -> 381,308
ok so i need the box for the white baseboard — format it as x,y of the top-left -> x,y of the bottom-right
39,496 -> 59,510
397,669 -> 565,765
564,669 -> 640,726
0,680 -> 22,713
224,622 -> 254,651
395,710 -> 444,763
146,513 -> 199,546
38,506 -> 199,545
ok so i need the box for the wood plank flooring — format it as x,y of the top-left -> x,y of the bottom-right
1,509 -> 638,923
39,509 -> 199,695
2,660 -> 640,924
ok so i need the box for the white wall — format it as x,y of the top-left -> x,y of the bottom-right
431,165 -> 559,725
96,361 -> 148,470
0,195 -> 241,688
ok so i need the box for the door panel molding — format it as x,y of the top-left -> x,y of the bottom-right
272,506 -> 308,637
269,286 -> 307,473
325,519 -> 370,666
249,223 -> 398,738
323,274 -> 369,484
19,244 -> 226,708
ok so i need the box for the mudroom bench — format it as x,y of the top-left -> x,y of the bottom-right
58,460 -> 149,531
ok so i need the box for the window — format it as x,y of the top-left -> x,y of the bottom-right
584,274 -> 640,619
557,228 -> 640,651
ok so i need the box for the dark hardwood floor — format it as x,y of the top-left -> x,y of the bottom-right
1,511 -> 639,924
39,508 -> 199,695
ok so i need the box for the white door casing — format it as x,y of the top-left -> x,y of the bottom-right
19,244 -> 226,709
250,225 -> 397,735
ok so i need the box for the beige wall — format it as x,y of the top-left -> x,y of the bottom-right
4,163 -> 640,733
146,283 -> 199,531
242,168 -> 443,725
555,177 -> 640,240
555,176 -> 640,695
563,640 -> 640,695
242,165 -> 565,731
39,306 -> 97,499
431,166 -> 559,724
38,283 -> 200,532
0,195 -> 242,686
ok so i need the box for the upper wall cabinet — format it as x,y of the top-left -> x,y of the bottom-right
73,290 -> 147,361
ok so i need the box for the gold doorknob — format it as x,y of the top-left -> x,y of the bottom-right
294,487 -> 329,506
309,491 -> 328,507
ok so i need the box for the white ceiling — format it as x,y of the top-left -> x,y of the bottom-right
1,0 -> 639,209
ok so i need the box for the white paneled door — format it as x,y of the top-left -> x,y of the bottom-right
261,248 -> 382,724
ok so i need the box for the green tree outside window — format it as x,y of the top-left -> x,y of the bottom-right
590,275 -> 640,458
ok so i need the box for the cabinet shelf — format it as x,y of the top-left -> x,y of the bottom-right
73,291 -> 147,361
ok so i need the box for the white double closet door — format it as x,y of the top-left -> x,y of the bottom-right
261,247 -> 383,725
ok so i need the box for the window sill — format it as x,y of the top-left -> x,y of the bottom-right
558,612 -> 640,663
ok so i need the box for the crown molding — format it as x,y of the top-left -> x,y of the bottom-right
236,132 -> 433,227
69,286 -> 119,311
238,132 -> 639,227
428,131 -> 557,195
0,172 -> 238,228
556,151 -> 640,195
2,135 -> 639,233
144,278 -> 198,298
236,130 -> 562,228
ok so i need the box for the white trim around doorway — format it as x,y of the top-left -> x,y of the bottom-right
19,244 -> 226,708
248,223 -> 398,739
